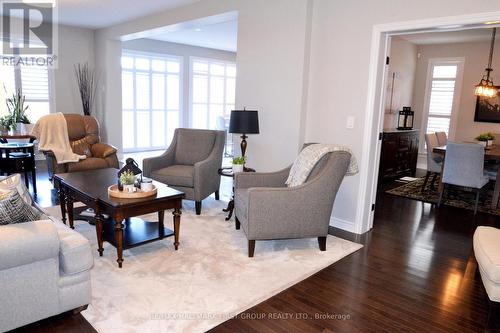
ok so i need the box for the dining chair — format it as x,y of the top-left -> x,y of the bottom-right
438,142 -> 490,215
435,131 -> 448,146
422,133 -> 442,192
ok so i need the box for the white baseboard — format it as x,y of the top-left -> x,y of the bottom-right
330,216 -> 356,233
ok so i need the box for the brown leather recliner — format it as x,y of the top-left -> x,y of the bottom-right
44,114 -> 119,180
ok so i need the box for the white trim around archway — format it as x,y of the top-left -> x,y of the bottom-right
357,11 -> 500,234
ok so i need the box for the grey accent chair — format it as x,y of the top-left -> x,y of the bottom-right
143,128 -> 225,215
422,133 -> 443,192
234,148 -> 351,257
438,142 -> 490,214
0,215 -> 93,332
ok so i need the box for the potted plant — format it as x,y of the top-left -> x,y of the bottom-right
232,156 -> 245,173
0,115 -> 14,134
486,132 -> 496,146
6,89 -> 31,133
119,170 -> 136,193
476,133 -> 491,147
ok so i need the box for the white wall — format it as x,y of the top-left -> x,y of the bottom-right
383,37 -> 417,129
95,0 -> 312,170
304,0 -> 500,233
121,38 -> 236,128
52,25 -> 95,114
412,40 -> 500,143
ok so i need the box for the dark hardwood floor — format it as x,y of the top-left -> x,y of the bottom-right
9,168 -> 500,333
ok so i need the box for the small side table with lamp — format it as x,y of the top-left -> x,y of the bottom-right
220,109 -> 259,220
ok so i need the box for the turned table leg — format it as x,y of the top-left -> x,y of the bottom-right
114,217 -> 124,268
95,201 -> 104,257
58,185 -> 67,226
172,208 -> 181,250
66,194 -> 74,229
158,210 -> 165,239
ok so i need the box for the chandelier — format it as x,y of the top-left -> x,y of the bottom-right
475,28 -> 497,98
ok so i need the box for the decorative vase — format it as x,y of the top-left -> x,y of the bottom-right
123,184 -> 135,193
488,139 -> 494,146
232,164 -> 244,173
24,123 -> 34,134
478,141 -> 487,147
15,123 -> 26,134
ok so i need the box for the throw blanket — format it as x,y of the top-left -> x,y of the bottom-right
285,144 -> 358,187
31,113 -> 86,163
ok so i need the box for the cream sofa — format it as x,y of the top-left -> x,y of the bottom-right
473,226 -> 500,327
0,185 -> 93,332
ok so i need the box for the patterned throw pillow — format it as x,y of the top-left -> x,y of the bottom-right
0,190 -> 42,225
0,174 -> 33,206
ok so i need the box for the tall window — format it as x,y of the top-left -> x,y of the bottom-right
190,57 -> 236,129
121,51 -> 182,152
0,59 -> 50,123
423,60 -> 463,137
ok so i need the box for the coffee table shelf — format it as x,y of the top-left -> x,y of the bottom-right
102,217 -> 174,249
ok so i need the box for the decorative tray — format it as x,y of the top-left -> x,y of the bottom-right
108,184 -> 157,199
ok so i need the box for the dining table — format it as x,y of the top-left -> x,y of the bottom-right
433,144 -> 500,209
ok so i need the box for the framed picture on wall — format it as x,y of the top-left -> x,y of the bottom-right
474,87 -> 500,123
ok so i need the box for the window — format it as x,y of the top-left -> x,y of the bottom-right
0,59 -> 50,123
121,51 -> 182,152
190,58 -> 236,129
423,59 -> 463,139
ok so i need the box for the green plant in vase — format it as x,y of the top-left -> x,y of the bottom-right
6,89 -> 31,133
0,115 -> 14,132
232,156 -> 245,173
476,132 -> 496,147
119,170 -> 136,192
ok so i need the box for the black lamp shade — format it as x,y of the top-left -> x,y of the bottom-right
229,110 -> 259,134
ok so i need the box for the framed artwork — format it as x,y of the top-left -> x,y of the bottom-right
474,87 -> 500,123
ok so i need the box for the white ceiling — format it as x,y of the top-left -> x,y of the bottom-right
147,19 -> 238,52
398,28 -> 499,45
0,0 -> 201,29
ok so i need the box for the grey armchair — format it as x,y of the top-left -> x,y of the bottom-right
234,149 -> 351,257
143,128 -> 225,215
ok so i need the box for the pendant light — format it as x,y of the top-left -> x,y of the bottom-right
475,28 -> 497,98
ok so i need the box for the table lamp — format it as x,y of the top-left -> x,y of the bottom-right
229,109 -> 259,158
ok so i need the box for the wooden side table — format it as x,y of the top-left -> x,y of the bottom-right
0,143 -> 37,194
218,166 -> 255,221
0,133 -> 37,144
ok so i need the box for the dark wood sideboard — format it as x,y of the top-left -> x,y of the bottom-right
378,129 -> 419,183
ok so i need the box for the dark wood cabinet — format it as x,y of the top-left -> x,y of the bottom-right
378,129 -> 419,183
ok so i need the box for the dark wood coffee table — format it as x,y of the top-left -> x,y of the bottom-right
54,168 -> 185,268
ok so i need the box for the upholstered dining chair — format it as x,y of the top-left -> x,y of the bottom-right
143,128 -> 225,215
233,147 -> 350,257
436,131 -> 448,146
438,142 -> 490,214
422,133 -> 442,192
43,114 -> 119,181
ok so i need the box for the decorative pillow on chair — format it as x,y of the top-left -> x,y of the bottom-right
0,174 -> 33,206
0,190 -> 42,225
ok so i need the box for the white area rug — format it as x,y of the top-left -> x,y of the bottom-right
44,199 -> 362,333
